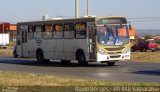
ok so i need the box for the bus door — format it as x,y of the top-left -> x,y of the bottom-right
87,22 -> 96,60
21,25 -> 28,57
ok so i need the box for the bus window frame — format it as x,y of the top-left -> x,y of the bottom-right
63,23 -> 75,39
28,25 -> 34,40
75,22 -> 87,39
53,23 -> 63,39
42,24 -> 53,39
34,25 -> 43,39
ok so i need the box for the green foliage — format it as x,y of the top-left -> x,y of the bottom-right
144,34 -> 152,40
157,39 -> 160,44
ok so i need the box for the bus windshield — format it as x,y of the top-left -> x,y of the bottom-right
97,25 -> 129,46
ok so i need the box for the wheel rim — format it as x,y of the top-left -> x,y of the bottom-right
79,55 -> 84,62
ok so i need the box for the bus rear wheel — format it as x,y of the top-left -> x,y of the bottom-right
36,50 -> 49,64
107,61 -> 116,66
76,51 -> 88,66
13,51 -> 18,58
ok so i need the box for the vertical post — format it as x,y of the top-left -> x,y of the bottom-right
87,0 -> 90,16
75,0 -> 78,18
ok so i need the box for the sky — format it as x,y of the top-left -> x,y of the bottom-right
0,0 -> 160,29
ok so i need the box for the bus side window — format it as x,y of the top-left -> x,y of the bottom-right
43,24 -> 53,39
34,25 -> 42,39
53,24 -> 63,39
64,23 -> 75,39
75,22 -> 86,39
35,25 -> 42,32
28,25 -> 34,40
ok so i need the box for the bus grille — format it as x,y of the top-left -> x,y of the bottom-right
108,52 -> 122,54
105,47 -> 124,51
110,55 -> 121,58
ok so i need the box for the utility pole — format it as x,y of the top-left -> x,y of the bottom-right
75,0 -> 78,18
87,0 -> 90,16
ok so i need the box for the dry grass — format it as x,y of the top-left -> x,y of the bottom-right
9,41 -> 16,47
0,47 -> 13,57
0,71 -> 159,87
130,52 -> 160,63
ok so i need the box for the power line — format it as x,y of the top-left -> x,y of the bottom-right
128,16 -> 160,19
127,16 -> 160,23
129,18 -> 160,22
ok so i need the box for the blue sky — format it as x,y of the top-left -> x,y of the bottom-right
0,0 -> 160,29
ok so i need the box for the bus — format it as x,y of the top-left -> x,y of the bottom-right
14,16 -> 131,66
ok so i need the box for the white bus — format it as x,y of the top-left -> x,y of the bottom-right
14,16 -> 131,66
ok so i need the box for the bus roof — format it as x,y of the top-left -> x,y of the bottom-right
17,16 -> 126,25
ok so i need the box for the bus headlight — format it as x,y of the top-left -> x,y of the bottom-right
123,48 -> 130,54
98,49 -> 107,55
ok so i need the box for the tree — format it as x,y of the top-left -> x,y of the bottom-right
144,34 -> 152,40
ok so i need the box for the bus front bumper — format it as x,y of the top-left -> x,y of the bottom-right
97,51 -> 130,62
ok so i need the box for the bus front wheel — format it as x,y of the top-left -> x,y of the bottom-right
107,61 -> 116,66
76,50 -> 88,66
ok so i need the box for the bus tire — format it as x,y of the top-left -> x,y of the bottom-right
76,50 -> 88,66
36,50 -> 50,64
13,51 -> 18,58
107,61 -> 116,66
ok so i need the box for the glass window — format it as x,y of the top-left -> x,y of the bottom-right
35,25 -> 42,32
75,22 -> 86,39
45,24 -> 53,32
34,25 -> 42,39
97,25 -> 129,46
97,18 -> 127,25
43,24 -> 53,39
28,25 -> 34,40
53,24 -> 63,39
64,23 -> 74,39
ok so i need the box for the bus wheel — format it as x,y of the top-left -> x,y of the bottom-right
76,51 -> 88,66
36,50 -> 50,64
36,50 -> 44,63
13,51 -> 18,58
107,61 -> 116,66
